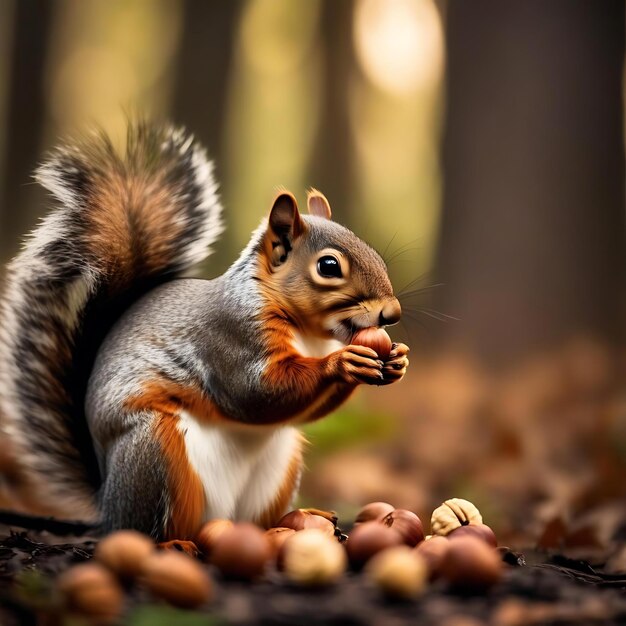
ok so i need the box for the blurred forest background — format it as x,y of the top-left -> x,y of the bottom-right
0,0 -> 625,549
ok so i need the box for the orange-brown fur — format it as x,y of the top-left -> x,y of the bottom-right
153,412 -> 205,539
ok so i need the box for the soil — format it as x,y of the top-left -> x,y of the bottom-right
0,522 -> 625,626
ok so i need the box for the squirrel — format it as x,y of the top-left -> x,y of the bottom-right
0,122 -> 409,542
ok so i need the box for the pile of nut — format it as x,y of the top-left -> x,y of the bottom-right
57,498 -> 504,622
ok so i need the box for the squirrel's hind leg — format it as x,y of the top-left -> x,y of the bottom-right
99,412 -> 205,541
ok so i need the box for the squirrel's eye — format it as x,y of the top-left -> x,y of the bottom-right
317,255 -> 342,279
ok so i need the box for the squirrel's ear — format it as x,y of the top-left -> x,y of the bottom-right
307,189 -> 332,220
267,191 -> 303,266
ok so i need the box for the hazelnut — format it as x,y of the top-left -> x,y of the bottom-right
265,527 -> 297,556
441,536 -> 502,592
352,327 -> 392,360
57,562 -> 124,623
210,522 -> 272,580
449,523 -> 497,547
354,502 -> 395,524
93,530 -> 155,579
431,498 -> 483,536
196,519 -> 234,558
280,528 -> 347,586
366,546 -> 428,599
141,551 -> 213,608
276,509 -> 336,536
381,509 -> 425,547
345,521 -> 403,570
414,536 -> 450,578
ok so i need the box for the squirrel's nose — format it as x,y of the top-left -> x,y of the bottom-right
379,299 -> 401,326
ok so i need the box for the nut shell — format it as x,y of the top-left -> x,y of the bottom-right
449,523 -> 497,547
281,528 -> 347,586
381,509 -> 425,547
355,502 -> 395,524
265,527 -> 297,556
352,327 -> 392,360
141,551 -> 213,608
57,562 -> 124,623
196,519 -> 234,558
345,521 -> 403,569
366,546 -> 428,599
431,498 -> 483,536
276,509 -> 335,536
414,536 -> 450,578
441,536 -> 502,592
94,530 -> 155,579
210,523 -> 272,580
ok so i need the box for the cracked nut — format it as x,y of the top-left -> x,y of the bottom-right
431,498 -> 483,536
381,509 -> 424,547
352,327 -> 392,360
280,528 -> 347,586
94,530 -> 155,580
276,509 -> 335,536
196,519 -> 234,558
141,551 -> 213,608
58,562 -> 124,623
355,502 -> 395,524
210,522 -> 272,580
366,546 -> 429,599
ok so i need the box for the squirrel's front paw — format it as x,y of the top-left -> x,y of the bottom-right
380,342 -> 409,385
330,345 -> 384,385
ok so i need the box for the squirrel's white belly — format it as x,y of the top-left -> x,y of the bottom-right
178,411 -> 299,522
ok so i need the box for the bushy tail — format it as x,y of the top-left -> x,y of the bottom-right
0,122 -> 223,519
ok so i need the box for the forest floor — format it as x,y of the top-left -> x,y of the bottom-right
1,524 -> 625,626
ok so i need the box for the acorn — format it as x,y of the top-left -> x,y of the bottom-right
354,502 -> 395,525
351,327 -> 393,360
449,523 -> 497,547
381,509 -> 425,547
265,527 -> 297,557
366,546 -> 429,599
280,528 -> 347,586
345,521 -> 403,570
276,509 -> 335,537
196,519 -> 234,558
414,536 -> 450,578
57,562 -> 124,623
210,523 -> 272,580
93,530 -> 155,580
141,551 -> 213,608
440,536 -> 502,592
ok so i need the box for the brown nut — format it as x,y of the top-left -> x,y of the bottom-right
57,562 -> 124,623
414,535 -> 450,578
345,521 -> 403,570
354,502 -> 395,524
210,522 -> 272,580
441,536 -> 502,592
352,327 -> 393,360
276,509 -> 336,536
265,527 -> 297,557
449,523 -> 497,547
94,530 -> 155,579
141,551 -> 213,608
196,519 -> 234,558
280,528 -> 347,586
381,509 -> 425,547
431,498 -> 483,536
366,546 -> 429,599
